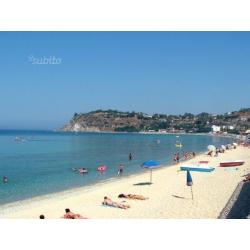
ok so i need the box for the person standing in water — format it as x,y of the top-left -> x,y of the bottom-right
3,176 -> 8,183
176,153 -> 180,163
118,164 -> 124,176
129,153 -> 133,161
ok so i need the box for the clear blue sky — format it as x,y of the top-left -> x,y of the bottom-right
0,32 -> 250,130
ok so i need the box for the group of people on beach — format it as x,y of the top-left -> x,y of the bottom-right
39,192 -> 148,219
208,143 -> 237,157
34,139 -> 250,219
173,151 -> 196,164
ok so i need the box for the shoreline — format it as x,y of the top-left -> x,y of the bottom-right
1,146 -> 249,218
0,150 -> 205,212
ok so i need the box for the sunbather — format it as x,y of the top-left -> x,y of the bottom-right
102,196 -> 130,209
118,193 -> 148,200
63,208 -> 87,219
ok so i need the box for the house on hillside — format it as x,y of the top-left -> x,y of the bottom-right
211,125 -> 221,133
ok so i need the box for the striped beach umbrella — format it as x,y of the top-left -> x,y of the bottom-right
186,170 -> 194,200
142,160 -> 160,183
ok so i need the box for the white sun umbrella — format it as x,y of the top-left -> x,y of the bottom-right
232,143 -> 238,146
207,145 -> 216,152
221,145 -> 226,150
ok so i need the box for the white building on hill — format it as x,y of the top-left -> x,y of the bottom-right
211,125 -> 221,133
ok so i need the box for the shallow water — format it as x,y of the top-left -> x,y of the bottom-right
0,130 -> 233,205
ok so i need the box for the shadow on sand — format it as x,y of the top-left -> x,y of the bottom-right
172,195 -> 186,199
226,181 -> 250,219
133,182 -> 152,186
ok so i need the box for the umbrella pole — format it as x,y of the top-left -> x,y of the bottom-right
190,186 -> 194,200
150,170 -> 152,183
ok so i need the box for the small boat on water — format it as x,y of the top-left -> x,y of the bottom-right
219,160 -> 244,167
180,164 -> 215,172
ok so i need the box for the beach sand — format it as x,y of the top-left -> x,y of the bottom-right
1,146 -> 250,219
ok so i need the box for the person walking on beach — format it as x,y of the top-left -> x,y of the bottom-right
118,164 -> 124,176
129,153 -> 133,161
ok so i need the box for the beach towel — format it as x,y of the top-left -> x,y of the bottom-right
224,168 -> 239,172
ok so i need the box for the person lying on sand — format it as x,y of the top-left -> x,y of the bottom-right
102,196 -> 130,209
118,194 -> 148,200
63,208 -> 88,219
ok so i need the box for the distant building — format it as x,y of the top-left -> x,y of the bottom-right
158,129 -> 167,133
142,113 -> 153,118
241,117 -> 248,121
211,125 -> 221,133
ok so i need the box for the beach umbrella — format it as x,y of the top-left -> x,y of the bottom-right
141,160 -> 161,183
221,145 -> 226,150
207,145 -> 216,152
186,170 -> 194,200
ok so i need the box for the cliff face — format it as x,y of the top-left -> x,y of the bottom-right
61,111 -> 148,132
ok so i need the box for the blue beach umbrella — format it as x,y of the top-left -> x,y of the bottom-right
186,170 -> 193,186
142,160 -> 161,183
186,170 -> 194,200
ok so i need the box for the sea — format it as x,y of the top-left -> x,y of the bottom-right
0,130 -> 233,205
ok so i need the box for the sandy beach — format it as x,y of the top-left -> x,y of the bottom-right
1,146 -> 249,219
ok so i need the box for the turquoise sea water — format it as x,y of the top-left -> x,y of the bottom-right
0,130 -> 233,205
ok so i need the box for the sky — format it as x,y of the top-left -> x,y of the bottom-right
0,32 -> 250,130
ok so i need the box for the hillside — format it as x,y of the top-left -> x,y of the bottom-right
61,108 -> 250,134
